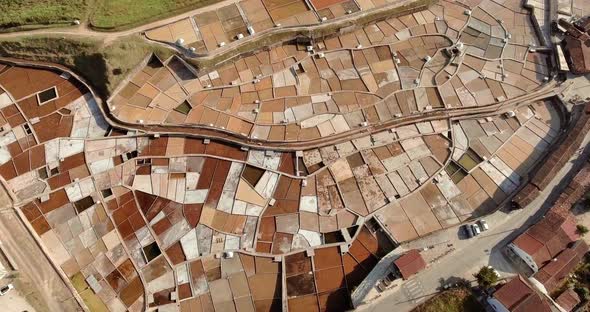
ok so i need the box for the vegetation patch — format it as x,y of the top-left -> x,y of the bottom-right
552,254 -> 590,306
0,35 -> 174,98
577,224 -> 589,236
90,0 -> 222,31
0,0 -> 223,32
0,0 -> 88,31
474,266 -> 500,289
412,288 -> 483,312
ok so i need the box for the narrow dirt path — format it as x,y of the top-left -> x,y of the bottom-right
0,0 -> 239,44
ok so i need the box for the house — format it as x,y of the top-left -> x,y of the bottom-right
487,275 -> 552,312
558,17 -> 590,74
555,289 -> 581,312
508,211 -> 579,272
393,249 -> 426,280
531,240 -> 589,294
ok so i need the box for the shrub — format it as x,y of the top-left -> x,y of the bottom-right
577,225 -> 589,236
575,286 -> 590,301
474,266 -> 499,289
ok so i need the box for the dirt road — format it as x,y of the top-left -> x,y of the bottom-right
0,0 -> 239,44
0,188 -> 80,312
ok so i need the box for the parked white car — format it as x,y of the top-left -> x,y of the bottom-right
479,219 -> 489,231
0,284 -> 13,296
471,223 -> 481,236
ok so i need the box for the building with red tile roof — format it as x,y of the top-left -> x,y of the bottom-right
487,275 -> 553,312
512,104 -> 590,210
559,17 -> 590,74
508,211 -> 579,272
532,240 -> 589,294
555,289 -> 581,312
393,249 -> 426,280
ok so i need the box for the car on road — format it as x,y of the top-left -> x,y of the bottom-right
0,284 -> 13,296
478,219 -> 489,231
463,224 -> 474,238
471,223 -> 481,236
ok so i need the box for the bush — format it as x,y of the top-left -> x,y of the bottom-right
575,286 -> 590,301
577,225 -> 589,236
474,266 -> 499,289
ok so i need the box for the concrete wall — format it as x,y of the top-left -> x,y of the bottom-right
508,243 -> 539,272
529,277 -> 548,294
487,297 -> 510,312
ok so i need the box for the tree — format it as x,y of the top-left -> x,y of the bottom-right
474,266 -> 499,289
575,286 -> 589,301
577,224 -> 589,236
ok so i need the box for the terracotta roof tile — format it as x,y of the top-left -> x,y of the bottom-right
513,211 -> 579,268
556,289 -> 581,312
394,249 -> 426,279
559,19 -> 590,74
493,275 -> 552,312
533,241 -> 588,293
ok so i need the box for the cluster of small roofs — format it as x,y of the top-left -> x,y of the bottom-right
513,103 -> 590,208
491,275 -> 555,312
491,272 -> 585,312
511,110 -> 590,270
503,156 -> 590,311
511,211 -> 581,272
559,16 -> 590,74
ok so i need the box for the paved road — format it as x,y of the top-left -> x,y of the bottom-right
359,130 -> 590,312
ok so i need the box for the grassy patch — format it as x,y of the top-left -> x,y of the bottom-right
90,0 -> 222,31
0,35 -> 174,98
412,288 -> 483,312
0,0 -> 88,30
0,0 -> 222,32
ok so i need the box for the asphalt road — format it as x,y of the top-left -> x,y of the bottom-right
360,132 -> 590,312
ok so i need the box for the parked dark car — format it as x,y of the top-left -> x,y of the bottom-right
463,224 -> 474,238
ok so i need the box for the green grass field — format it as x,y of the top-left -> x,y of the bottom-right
90,0 -> 220,30
0,0 -> 88,29
0,0 -> 220,32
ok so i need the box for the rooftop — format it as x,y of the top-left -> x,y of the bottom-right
555,288 -> 581,312
532,240 -> 589,293
559,17 -> 590,74
512,211 -> 579,268
393,249 -> 426,279
492,275 -> 552,312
